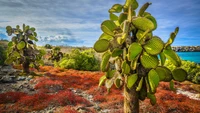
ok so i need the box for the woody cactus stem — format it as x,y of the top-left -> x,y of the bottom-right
124,77 -> 139,113
94,0 -> 187,112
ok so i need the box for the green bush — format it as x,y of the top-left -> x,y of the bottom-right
0,46 -> 7,65
165,60 -> 200,84
44,44 -> 52,49
57,49 -> 100,71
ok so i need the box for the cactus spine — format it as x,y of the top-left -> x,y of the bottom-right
93,0 -> 187,112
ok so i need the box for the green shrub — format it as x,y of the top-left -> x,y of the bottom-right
44,44 -> 52,49
0,46 -> 7,65
57,49 -> 100,71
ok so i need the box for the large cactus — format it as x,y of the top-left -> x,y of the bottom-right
93,0 -> 187,112
5,24 -> 45,73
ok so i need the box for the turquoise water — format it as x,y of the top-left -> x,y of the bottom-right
177,52 -> 200,63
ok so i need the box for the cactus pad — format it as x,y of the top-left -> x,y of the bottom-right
94,39 -> 110,53
132,17 -> 154,31
144,36 -> 164,55
140,52 -> 158,69
172,68 -> 187,82
128,42 -> 143,61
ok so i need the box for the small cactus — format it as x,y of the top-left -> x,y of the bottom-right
48,47 -> 63,62
5,24 -> 45,73
93,0 -> 187,112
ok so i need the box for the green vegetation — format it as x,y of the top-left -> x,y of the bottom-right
56,49 -> 100,71
165,60 -> 200,84
44,44 -> 52,49
4,24 -> 45,73
93,0 -> 187,112
48,47 -> 63,62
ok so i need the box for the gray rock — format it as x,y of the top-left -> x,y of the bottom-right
17,76 -> 26,81
0,75 -> 16,83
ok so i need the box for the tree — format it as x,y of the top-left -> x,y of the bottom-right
5,24 -> 45,73
93,0 -> 187,112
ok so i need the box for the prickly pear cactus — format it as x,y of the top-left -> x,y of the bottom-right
5,24 -> 45,73
93,0 -> 187,111
48,47 -> 63,62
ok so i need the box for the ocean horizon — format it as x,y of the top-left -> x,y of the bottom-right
177,52 -> 200,63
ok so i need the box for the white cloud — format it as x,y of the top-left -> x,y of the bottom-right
0,0 -> 199,46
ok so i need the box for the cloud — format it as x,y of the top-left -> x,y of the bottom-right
0,0 -> 199,47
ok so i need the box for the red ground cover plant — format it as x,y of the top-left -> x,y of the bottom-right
1,66 -> 200,112
0,92 -> 26,104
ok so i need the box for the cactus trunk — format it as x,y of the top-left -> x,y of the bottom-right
22,59 -> 30,73
124,76 -> 139,113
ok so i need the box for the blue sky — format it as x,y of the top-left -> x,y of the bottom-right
0,0 -> 199,47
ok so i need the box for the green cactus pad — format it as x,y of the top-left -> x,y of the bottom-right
130,56 -> 139,70
99,33 -> 113,41
127,74 -> 138,89
159,52 -> 166,66
136,77 -> 144,91
155,66 -> 172,82
28,35 -> 36,41
94,39 -> 110,53
6,26 -> 12,36
17,41 -> 25,50
121,61 -> 130,74
128,42 -> 143,61
132,17 -> 154,31
119,13 -> 127,24
138,2 -> 152,17
109,4 -> 123,13
172,68 -> 187,82
165,32 -> 176,47
106,70 -> 116,79
140,52 -> 159,69
145,15 -> 157,30
148,69 -> 159,93
112,48 -> 123,57
12,36 -> 17,42
147,93 -> 156,105
115,78 -> 122,88
136,30 -> 152,41
99,75 -> 106,86
12,51 -> 20,58
7,42 -> 13,47
30,27 -> 35,32
101,20 -> 117,36
101,51 -> 111,72
101,25 -> 114,36
124,0 -> 138,10
110,13 -> 118,21
163,47 -> 181,67
144,36 -> 164,55
174,27 -> 179,35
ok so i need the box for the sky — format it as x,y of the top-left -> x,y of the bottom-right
0,0 -> 199,47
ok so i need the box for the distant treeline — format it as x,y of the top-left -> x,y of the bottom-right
172,46 -> 200,52
0,39 -> 199,52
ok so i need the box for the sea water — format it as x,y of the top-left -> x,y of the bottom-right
177,52 -> 200,63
